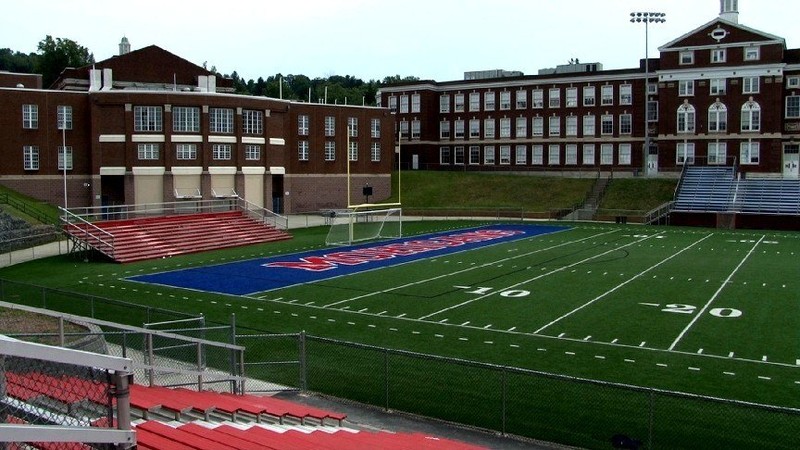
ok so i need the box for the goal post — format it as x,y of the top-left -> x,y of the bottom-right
325,206 -> 403,246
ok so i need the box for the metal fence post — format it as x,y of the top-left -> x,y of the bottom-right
648,389 -> 655,450
146,334 -> 154,387
384,347 -> 390,411
501,367 -> 508,436
197,342 -> 204,391
298,331 -> 307,391
58,317 -> 65,347
41,286 -> 46,309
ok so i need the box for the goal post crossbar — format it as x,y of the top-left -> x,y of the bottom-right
325,206 -> 403,246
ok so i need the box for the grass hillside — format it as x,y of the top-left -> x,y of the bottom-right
389,171 -> 677,213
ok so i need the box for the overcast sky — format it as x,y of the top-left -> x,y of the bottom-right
1,1 -> 797,82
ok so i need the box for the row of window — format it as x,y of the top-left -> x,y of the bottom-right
297,115 -> 382,138
678,46 -> 761,65
439,144 -> 633,166
677,77 -> 761,97
677,100 -> 762,133
22,105 -> 73,130
434,113 -> 638,140
22,146 -> 72,171
437,141 -> 762,166
297,141 -> 382,162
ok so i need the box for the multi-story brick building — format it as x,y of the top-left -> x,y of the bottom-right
0,44 -> 395,213
378,0 -> 800,179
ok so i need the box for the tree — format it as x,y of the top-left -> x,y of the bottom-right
0,48 -> 38,73
36,36 -> 94,87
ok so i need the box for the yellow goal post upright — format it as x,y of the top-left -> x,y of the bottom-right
324,125 -> 403,246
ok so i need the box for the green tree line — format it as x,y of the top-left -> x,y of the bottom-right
1,36 -> 418,105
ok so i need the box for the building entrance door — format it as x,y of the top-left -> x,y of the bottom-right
784,144 -> 799,179
646,147 -> 659,176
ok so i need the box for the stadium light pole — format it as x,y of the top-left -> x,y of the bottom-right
630,11 -> 666,176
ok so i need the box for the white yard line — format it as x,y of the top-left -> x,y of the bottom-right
418,231 -> 662,321
668,235 -> 765,351
534,232 -> 714,334
322,228 -> 618,308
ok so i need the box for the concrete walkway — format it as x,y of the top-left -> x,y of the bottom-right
0,215 -> 330,269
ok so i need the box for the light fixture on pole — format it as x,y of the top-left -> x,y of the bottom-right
630,11 -> 666,176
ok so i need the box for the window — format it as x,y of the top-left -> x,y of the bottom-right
515,90 -> 527,109
583,144 -> 595,165
500,118 -> 511,138
440,147 -> 451,164
708,102 -> 728,132
679,80 -> 694,97
788,77 -> 800,88
371,142 -> 381,162
499,146 -> 511,165
469,145 -> 480,165
565,144 -> 578,165
740,141 -> 760,165
619,84 -> 632,105
743,76 -> 759,94
566,116 -> 578,136
371,118 -> 381,138
324,116 -> 335,136
548,144 -> 560,165
676,142 -> 696,165
440,121 -> 451,139
786,95 -> 800,119
680,51 -> 694,65
677,103 -> 696,133
57,105 -> 72,130
440,95 -> 450,113
648,83 -> 658,95
454,146 -> 465,165
708,142 -> 727,165
209,108 -> 233,134
245,144 -> 261,160
600,144 -> 614,165
620,114 -> 632,135
583,86 -> 596,106
298,141 -> 309,161
469,92 -> 480,111
515,117 -> 527,138
710,78 -> 726,96
485,91 -> 496,111
58,146 -> 72,170
532,145 -> 544,165
532,89 -> 544,108
298,115 -> 309,135
484,119 -> 495,138
212,143 -> 231,160
138,143 -> 159,160
618,144 -> 632,165
399,95 -> 409,113
134,106 -> 162,132
176,143 -> 197,160
647,100 -> 659,122
348,141 -> 358,161
524,117 -> 541,137
22,104 -> 38,129
601,85 -> 613,106
548,116 -> 560,136
240,109 -> 262,135
174,106 -> 200,132
744,46 -> 760,61
411,120 -> 421,139
500,91 -> 511,110
324,141 -> 336,161
470,119 -> 481,139
548,88 -> 560,108
711,48 -> 726,63
484,146 -> 496,165
454,94 -> 465,112
23,146 -> 39,170
411,94 -> 421,113
455,120 -> 465,139
515,145 -> 527,165
400,121 -> 409,139
741,101 -> 761,132
566,87 -> 578,107
601,114 -> 614,135
348,117 -> 358,137
583,114 -> 595,136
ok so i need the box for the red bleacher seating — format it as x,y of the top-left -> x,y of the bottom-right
65,211 -> 291,263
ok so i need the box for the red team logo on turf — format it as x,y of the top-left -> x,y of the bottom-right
263,229 -> 524,272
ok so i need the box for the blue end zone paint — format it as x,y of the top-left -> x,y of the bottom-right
128,224 -> 568,296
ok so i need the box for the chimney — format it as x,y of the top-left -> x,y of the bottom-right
720,0 -> 739,24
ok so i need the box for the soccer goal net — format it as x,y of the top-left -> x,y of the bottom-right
325,207 -> 403,246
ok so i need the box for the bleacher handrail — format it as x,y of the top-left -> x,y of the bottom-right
59,207 -> 116,259
236,197 -> 289,230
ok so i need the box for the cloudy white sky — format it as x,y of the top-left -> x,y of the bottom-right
1,1 -> 797,82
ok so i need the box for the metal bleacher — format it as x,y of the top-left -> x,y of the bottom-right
673,166 -> 800,216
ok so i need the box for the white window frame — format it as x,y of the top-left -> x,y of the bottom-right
679,80 -> 695,97
583,86 -> 596,107
484,118 -> 495,139
548,88 -> 560,108
565,144 -> 578,165
532,145 -> 544,165
583,144 -> 595,166
680,51 -> 694,65
371,118 -> 381,138
371,142 -> 381,162
324,116 -> 336,137
532,89 -> 544,109
298,115 -> 309,135
515,117 -> 527,138
708,102 -> 728,132
515,145 -> 527,165
499,118 -> 511,138
469,119 -> 481,139
710,78 -> 726,96
440,147 -> 451,164
324,141 -> 336,161
298,141 -> 309,161
499,145 -> 511,165
484,145 -> 496,165
411,120 -> 421,139
677,103 -> 696,133
532,117 -> 544,137
57,105 -> 73,130
787,77 -> 800,89
22,104 -> 38,129
440,95 -> 451,113
349,140 -> 358,162
676,142 -> 696,165
176,143 -> 197,160
411,94 -> 421,113
57,146 -> 73,170
566,87 -> 578,107
485,91 -> 496,111
583,114 -> 595,137
741,101 -> 761,132
515,90 -> 527,109
134,106 -> 163,132
548,116 -> 560,137
740,141 -> 760,165
348,117 -> 358,137
212,143 -> 232,160
601,114 -> 614,135
469,92 -> 480,112
454,94 -> 465,112
500,91 -> 512,110
454,146 -> 465,165
711,48 -> 726,63
707,142 -> 727,165
454,120 -> 465,139
468,145 -> 481,165
137,143 -> 160,160
619,84 -> 632,105
209,107 -> 233,134
786,95 -> 800,119
548,144 -> 560,165
744,46 -> 760,61
600,144 -> 614,165
440,121 -> 451,139
743,76 -> 759,94
23,145 -> 39,170
245,144 -> 261,161
601,85 -> 614,106
174,106 -> 200,133
619,114 -> 632,135
618,143 -> 632,165
566,116 -> 578,137
242,109 -> 263,135
399,95 -> 409,113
